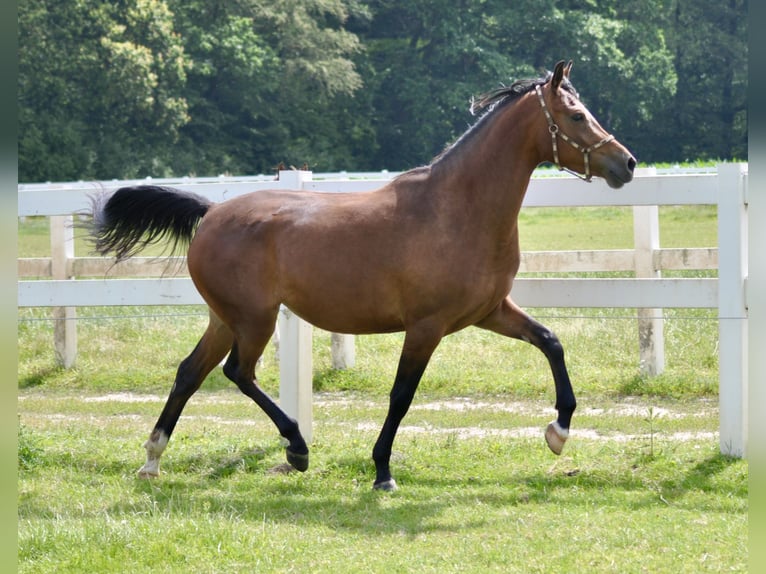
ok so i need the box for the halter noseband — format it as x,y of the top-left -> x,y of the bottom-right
534,84 -> 614,182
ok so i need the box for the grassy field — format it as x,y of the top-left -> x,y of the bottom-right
18,391 -> 746,573
18,203 -> 747,572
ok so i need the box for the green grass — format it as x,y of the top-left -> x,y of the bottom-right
18,308 -> 720,400
18,202 -> 746,572
18,390 -> 746,573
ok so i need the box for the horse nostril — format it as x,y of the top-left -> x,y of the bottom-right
627,157 -> 637,173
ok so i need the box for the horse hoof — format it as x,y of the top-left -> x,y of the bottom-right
373,478 -> 398,492
545,421 -> 569,455
286,449 -> 309,472
137,458 -> 160,478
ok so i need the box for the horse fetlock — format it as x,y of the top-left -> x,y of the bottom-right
139,429 -> 169,477
144,429 -> 169,454
373,477 -> 398,492
545,420 -> 569,455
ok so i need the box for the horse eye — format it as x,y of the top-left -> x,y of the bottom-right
571,113 -> 585,122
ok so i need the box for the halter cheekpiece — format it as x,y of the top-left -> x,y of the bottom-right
534,84 -> 614,182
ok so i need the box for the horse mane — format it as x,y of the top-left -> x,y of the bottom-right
469,71 -> 577,114
429,70 -> 578,168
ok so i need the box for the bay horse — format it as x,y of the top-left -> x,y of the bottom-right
91,61 -> 635,491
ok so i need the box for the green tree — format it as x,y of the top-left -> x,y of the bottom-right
660,0 -> 747,161
476,0 -> 678,163
351,0 -> 679,169
350,0 -> 516,170
17,0 -> 747,180
18,0 -> 190,181
166,0 -> 370,175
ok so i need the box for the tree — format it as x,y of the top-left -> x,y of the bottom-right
166,0 -> 370,175
351,0 -> 680,169
349,0 -> 516,170
661,0 -> 747,161
17,0 -> 747,180
18,0 -> 191,181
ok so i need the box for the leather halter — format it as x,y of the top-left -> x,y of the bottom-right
534,84 -> 614,182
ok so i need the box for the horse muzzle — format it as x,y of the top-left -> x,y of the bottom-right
602,152 -> 636,189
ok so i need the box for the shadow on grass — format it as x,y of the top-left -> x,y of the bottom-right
659,452 -> 747,502
312,367 -> 385,394
84,444 -> 742,537
127,456 -> 495,536
18,427 -> 747,537
617,373 -> 717,399
18,365 -> 63,388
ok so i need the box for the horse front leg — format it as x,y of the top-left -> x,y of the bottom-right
476,296 -> 576,455
372,324 -> 442,491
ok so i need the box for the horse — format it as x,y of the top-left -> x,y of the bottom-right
90,61 -> 636,491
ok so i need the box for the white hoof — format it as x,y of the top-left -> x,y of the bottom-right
137,459 -> 160,479
545,421 -> 569,455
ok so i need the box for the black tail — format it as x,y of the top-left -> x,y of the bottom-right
90,185 -> 213,261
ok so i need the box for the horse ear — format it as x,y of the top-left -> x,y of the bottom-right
551,60 -> 566,92
564,60 -> 573,78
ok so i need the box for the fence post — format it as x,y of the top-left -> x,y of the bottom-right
717,162 -> 748,458
331,333 -> 355,369
633,167 -> 665,376
275,170 -> 314,443
50,215 -> 77,368
278,306 -> 313,443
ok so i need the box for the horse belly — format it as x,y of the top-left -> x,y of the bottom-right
278,261 -> 406,334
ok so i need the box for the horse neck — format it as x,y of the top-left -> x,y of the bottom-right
430,93 -> 544,237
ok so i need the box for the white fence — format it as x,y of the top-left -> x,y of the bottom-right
18,165 -> 749,457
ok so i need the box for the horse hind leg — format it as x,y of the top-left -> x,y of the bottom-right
138,312 -> 233,478
222,318 -> 309,472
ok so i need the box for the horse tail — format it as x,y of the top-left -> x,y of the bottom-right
90,185 -> 214,261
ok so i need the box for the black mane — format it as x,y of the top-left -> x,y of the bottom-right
431,71 -> 578,167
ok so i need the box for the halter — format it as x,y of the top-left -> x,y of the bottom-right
534,84 -> 614,182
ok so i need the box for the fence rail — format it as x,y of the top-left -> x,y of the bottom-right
17,165 -> 749,457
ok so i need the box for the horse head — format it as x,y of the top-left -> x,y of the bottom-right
537,60 -> 636,188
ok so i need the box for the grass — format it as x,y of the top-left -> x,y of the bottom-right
18,390 -> 746,573
18,202 -> 747,572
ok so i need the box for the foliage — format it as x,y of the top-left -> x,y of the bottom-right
18,0 -> 191,181
18,0 -> 747,179
661,0 -> 748,161
164,0 -> 372,175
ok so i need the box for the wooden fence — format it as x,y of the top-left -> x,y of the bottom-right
17,164 -> 748,456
